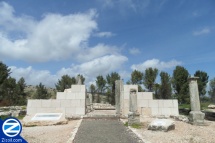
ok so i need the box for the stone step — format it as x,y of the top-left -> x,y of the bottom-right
83,114 -> 120,120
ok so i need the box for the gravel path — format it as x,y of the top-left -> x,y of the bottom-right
73,119 -> 143,143
21,120 -> 79,143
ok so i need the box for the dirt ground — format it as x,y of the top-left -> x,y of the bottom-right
21,120 -> 79,143
133,116 -> 215,143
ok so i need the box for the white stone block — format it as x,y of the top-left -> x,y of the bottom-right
158,100 -> 164,107
172,100 -> 178,108
123,92 -> 129,99
81,99 -> 86,107
65,107 -> 76,114
76,107 -> 85,115
148,100 -> 159,108
26,108 -> 37,115
56,92 -> 66,99
80,85 -> 86,92
71,100 -> 81,107
143,92 -> 153,99
163,100 -> 173,108
30,100 -> 42,108
51,100 -> 61,108
138,100 -> 148,107
71,85 -> 81,92
76,93 -> 85,99
37,107 -> 55,113
151,108 -> 159,115
66,93 -> 76,99
60,100 -> 71,107
56,107 -> 65,113
161,108 -> 171,116
124,99 -> 129,108
171,108 -> 179,116
41,100 -> 51,108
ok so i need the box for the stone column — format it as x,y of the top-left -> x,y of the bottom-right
188,77 -> 205,125
128,88 -> 140,126
115,80 -> 122,115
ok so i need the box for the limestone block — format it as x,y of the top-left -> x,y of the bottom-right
71,100 -> 81,107
172,100 -> 178,108
151,108 -> 159,115
26,108 -> 37,115
124,99 -> 129,108
51,100 -> 61,108
75,107 -> 85,115
30,100 -> 42,108
66,93 -> 76,99
141,107 -> 152,116
123,85 -> 138,93
27,100 -> 33,107
123,92 -> 129,99
148,100 -> 159,108
137,100 -> 148,107
163,100 -> 173,108
56,92 -> 66,99
37,108 -> 55,113
76,93 -> 85,99
71,85 -> 81,92
148,119 -> 175,132
41,100 -> 51,108
161,108 -> 171,116
80,85 -> 86,92
81,99 -> 86,107
56,108 -> 65,113
65,107 -> 76,114
137,92 -> 153,100
189,111 -> 205,125
171,108 -> 179,116
60,100 -> 71,107
158,100 -> 164,107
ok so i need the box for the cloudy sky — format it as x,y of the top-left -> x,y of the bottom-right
0,0 -> 215,88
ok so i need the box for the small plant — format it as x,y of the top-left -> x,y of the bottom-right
124,122 -> 142,129
124,122 -> 128,127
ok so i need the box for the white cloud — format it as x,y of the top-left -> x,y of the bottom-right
94,32 -> 115,38
131,59 -> 182,71
193,28 -> 211,36
129,48 -> 141,55
9,55 -> 128,87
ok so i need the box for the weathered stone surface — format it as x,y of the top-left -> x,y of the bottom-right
115,80 -> 122,115
23,113 -> 68,126
129,88 -> 138,113
148,119 -> 175,132
189,111 -> 205,125
188,77 -> 205,125
128,112 -> 140,126
93,103 -> 115,110
170,115 -> 189,123
208,104 -> 215,109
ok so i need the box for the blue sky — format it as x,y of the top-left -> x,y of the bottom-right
0,0 -> 215,88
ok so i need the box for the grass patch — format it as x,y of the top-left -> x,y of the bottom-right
179,102 -> 212,110
124,122 -> 142,129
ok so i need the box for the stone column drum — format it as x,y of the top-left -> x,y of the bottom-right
188,77 -> 205,125
128,89 -> 140,126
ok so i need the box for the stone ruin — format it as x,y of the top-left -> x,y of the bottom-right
188,76 -> 205,125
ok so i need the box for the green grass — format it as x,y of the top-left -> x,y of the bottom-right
124,122 -> 142,129
0,115 -> 25,120
179,102 -> 212,110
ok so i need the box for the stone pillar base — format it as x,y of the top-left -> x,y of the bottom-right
128,112 -> 140,126
189,111 -> 205,125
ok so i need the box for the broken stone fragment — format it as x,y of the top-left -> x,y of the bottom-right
148,119 -> 175,132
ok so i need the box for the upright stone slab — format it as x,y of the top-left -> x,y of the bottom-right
128,89 -> 140,126
76,75 -> 82,85
115,80 -> 122,115
188,77 -> 205,125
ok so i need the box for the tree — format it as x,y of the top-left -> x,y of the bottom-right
89,84 -> 96,102
55,75 -> 76,92
154,83 -> 160,99
172,66 -> 189,104
106,72 -> 120,104
34,83 -> 51,99
0,61 -> 10,85
159,72 -> 172,99
131,70 -> 143,84
208,78 -> 215,102
194,70 -> 209,97
16,77 -> 27,105
143,68 -> 158,92
96,75 -> 106,93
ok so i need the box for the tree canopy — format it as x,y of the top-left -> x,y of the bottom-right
143,68 -> 158,92
194,70 -> 209,97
